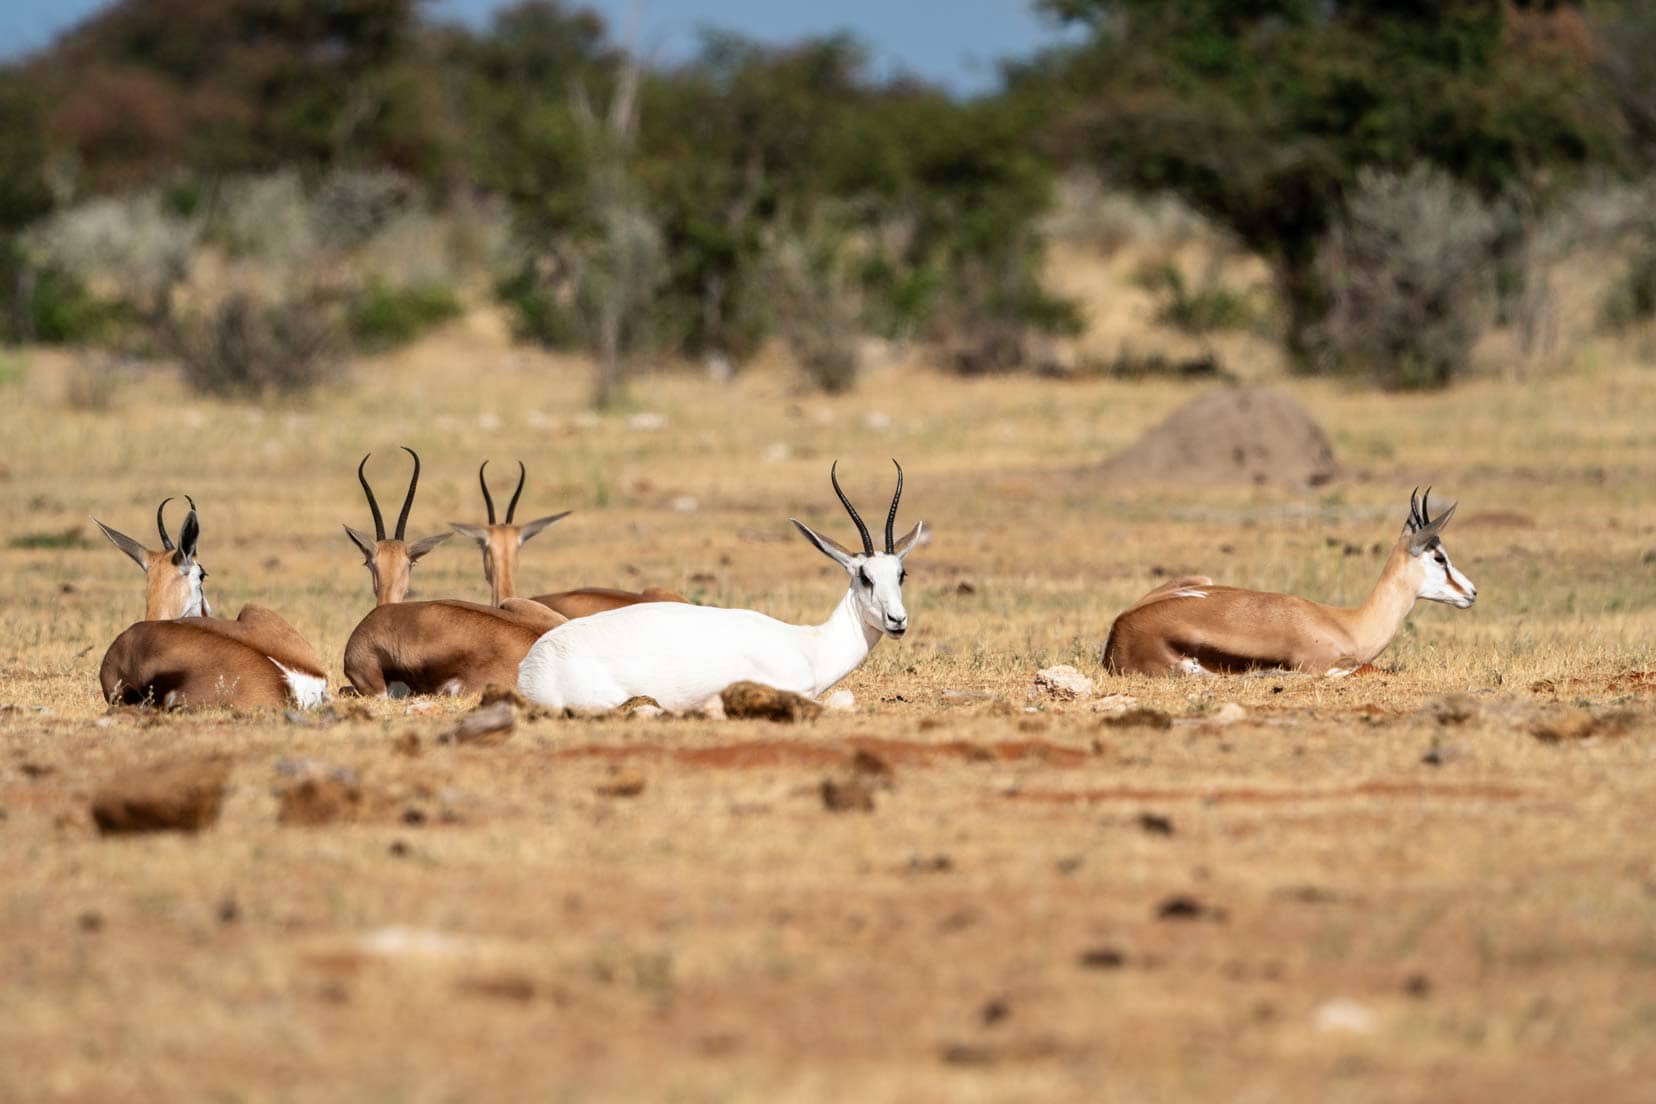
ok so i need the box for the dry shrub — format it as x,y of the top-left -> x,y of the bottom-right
1313,165 -> 1499,389
171,292 -> 340,398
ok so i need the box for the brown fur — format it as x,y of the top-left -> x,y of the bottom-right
99,605 -> 324,710
529,585 -> 690,619
1104,541 -> 1423,676
343,599 -> 566,696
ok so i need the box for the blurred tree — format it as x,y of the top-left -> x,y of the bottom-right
1030,0 -> 1619,372
31,0 -> 454,193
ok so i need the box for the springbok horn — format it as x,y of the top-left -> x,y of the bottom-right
831,461 -> 873,556
506,461 -> 527,524
884,458 -> 903,554
479,461 -> 496,525
155,497 -> 176,552
359,454 -> 386,541
1420,486 -> 1434,527
395,446 -> 420,541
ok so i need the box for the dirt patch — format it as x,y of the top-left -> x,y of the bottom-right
1006,780 -> 1529,806
548,736 -> 1093,771
91,756 -> 231,835
1099,387 -> 1338,489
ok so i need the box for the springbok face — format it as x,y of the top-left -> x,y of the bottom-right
345,448 -> 451,606
450,461 -> 570,605
791,460 -> 926,638
1401,487 -> 1476,608
94,496 -> 210,620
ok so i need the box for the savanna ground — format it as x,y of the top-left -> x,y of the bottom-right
2,310 -> 1655,1102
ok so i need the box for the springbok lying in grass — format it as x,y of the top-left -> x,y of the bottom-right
341,449 -> 565,696
518,460 -> 924,712
1103,488 -> 1477,677
95,498 -> 328,709
449,460 -> 689,616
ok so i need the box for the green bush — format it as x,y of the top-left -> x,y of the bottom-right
346,280 -> 462,349
1601,247 -> 1656,330
1134,262 -> 1257,336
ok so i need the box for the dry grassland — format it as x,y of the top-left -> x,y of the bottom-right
1,316 -> 1654,1101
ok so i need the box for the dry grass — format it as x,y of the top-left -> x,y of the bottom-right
2,311 -> 1655,1101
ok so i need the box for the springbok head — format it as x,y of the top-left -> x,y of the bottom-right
791,460 -> 926,638
449,461 -> 570,606
94,496 -> 210,620
1400,486 -> 1476,608
344,447 -> 452,606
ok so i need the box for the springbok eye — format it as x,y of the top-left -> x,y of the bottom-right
858,568 -> 872,588
899,569 -> 907,584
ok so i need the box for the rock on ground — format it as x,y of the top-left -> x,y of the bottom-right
1035,664 -> 1096,700
91,757 -> 231,835
721,682 -> 823,722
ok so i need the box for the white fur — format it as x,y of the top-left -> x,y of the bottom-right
1416,544 -> 1477,608
272,660 -> 330,709
1171,588 -> 1209,599
1177,656 -> 1212,676
518,525 -> 923,713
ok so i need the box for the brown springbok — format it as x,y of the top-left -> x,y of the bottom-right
1103,488 -> 1477,677
449,460 -> 689,617
341,449 -> 566,697
95,498 -> 328,709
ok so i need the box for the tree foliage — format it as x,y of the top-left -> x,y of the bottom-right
1029,0 -> 1621,371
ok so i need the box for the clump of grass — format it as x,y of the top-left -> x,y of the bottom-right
346,280 -> 462,350
10,526 -> 93,550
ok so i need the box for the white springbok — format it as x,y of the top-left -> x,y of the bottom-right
95,498 -> 329,709
518,460 -> 925,712
1103,488 -> 1477,677
341,449 -> 566,696
449,460 -> 689,616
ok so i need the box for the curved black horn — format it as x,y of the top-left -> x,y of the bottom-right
884,459 -> 903,554
395,446 -> 420,541
1420,485 -> 1434,527
1408,486 -> 1421,529
358,453 -> 386,541
506,461 -> 527,524
155,497 -> 176,551
831,461 -> 873,556
479,461 -> 496,525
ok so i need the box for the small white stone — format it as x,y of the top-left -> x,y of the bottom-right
862,410 -> 892,431
763,442 -> 790,463
670,495 -> 700,513
626,412 -> 667,432
1210,702 -> 1247,725
477,412 -> 501,431
1035,664 -> 1096,700
823,690 -> 856,713
1312,998 -> 1376,1035
1089,693 -> 1138,716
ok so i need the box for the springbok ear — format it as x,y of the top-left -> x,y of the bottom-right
94,519 -> 151,572
449,523 -> 491,547
343,525 -> 378,561
176,508 -> 201,562
517,511 -> 571,546
790,518 -> 856,569
407,531 -> 452,562
892,521 -> 927,561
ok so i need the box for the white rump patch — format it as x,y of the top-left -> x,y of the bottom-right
271,659 -> 330,709
1171,589 -> 1209,599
